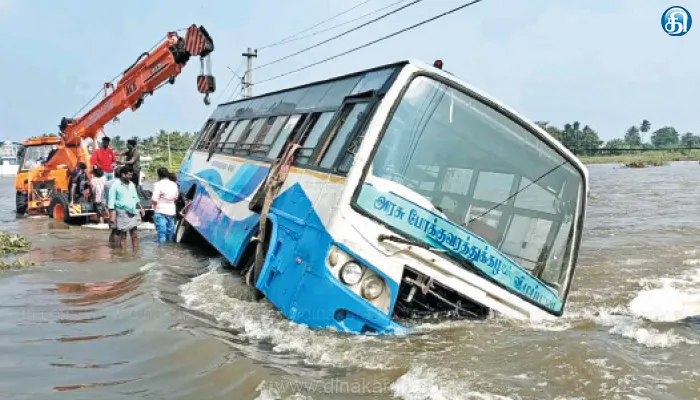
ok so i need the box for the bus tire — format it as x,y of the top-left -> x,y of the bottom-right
15,191 -> 27,215
245,222 -> 272,301
175,216 -> 194,244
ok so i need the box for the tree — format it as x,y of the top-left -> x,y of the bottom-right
624,126 -> 641,146
640,120 -> 651,143
534,121 -> 601,155
650,126 -> 679,148
681,132 -> 700,148
604,138 -> 628,149
534,121 -> 563,142
110,135 -> 125,151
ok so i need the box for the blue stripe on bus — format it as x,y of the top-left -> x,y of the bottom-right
240,166 -> 270,199
227,163 -> 256,197
188,183 -> 261,265
188,179 -> 406,335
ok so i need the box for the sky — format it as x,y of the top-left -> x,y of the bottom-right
0,0 -> 697,143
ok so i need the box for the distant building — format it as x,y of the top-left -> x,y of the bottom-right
0,141 -> 21,176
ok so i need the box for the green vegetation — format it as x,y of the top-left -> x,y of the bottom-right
107,130 -> 197,178
578,151 -> 700,165
534,120 -> 700,167
0,231 -> 34,271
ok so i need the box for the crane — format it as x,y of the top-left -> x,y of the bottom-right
15,24 -> 216,225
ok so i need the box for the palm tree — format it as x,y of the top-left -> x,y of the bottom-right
640,120 -> 651,144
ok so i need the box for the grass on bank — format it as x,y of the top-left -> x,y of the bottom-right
0,231 -> 34,271
578,150 -> 700,167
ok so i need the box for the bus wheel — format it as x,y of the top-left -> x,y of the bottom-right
174,216 -> 193,244
245,227 -> 271,301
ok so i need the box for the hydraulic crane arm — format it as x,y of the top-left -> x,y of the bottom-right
57,24 -> 216,147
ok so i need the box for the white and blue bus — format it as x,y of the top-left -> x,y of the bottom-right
175,59 -> 589,335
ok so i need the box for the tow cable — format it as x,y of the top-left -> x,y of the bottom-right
245,143 -> 301,289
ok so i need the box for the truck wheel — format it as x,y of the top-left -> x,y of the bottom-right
49,193 -> 72,224
15,191 -> 27,215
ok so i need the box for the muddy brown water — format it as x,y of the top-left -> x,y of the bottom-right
0,162 -> 699,400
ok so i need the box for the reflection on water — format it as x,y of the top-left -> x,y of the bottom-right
0,165 -> 699,399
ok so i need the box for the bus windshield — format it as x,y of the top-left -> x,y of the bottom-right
354,75 -> 585,310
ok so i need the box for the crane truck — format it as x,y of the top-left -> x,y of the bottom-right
15,24 -> 216,225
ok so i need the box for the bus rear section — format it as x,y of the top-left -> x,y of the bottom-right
176,60 -> 588,335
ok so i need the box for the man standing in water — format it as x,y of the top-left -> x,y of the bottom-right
151,167 -> 179,243
107,166 -> 145,249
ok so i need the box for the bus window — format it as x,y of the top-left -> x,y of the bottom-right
213,120 -> 241,153
196,121 -> 219,150
318,103 -> 368,170
222,120 -> 251,154
252,115 -> 290,157
294,112 -> 334,165
246,117 -> 277,156
267,114 -> 305,160
192,119 -> 214,150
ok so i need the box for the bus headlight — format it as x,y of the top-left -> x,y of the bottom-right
361,275 -> 384,300
339,262 -> 363,285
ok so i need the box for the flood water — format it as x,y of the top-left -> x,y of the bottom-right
0,162 -> 699,400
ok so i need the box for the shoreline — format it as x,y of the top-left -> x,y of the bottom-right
578,152 -> 700,166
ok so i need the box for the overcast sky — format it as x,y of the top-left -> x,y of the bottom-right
0,0 -> 697,143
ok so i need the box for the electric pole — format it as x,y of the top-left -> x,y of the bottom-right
167,131 -> 172,168
242,48 -> 257,98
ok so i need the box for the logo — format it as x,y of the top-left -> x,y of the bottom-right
662,6 -> 692,36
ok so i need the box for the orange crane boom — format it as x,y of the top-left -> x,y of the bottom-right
16,24 -> 216,224
58,24 -> 215,147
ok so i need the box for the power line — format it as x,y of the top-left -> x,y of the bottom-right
254,0 -> 424,72
227,81 -> 242,102
260,0 -> 409,50
215,59 -> 246,104
256,0 -> 486,86
258,0 -> 373,50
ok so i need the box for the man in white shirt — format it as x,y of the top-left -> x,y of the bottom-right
90,166 -> 108,224
151,167 -> 180,243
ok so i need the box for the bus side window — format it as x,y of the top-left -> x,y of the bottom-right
213,120 -> 240,154
251,116 -> 289,158
267,114 -> 306,160
294,111 -> 334,166
245,116 -> 277,157
233,119 -> 260,156
222,120 -> 251,155
196,121 -> 218,150
192,120 -> 213,150
317,102 -> 369,170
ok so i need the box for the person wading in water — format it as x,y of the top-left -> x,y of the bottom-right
107,166 -> 145,249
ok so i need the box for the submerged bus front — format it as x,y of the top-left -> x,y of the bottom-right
176,60 -> 588,335
332,64 -> 588,327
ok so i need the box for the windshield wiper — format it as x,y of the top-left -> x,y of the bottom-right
377,234 -> 447,253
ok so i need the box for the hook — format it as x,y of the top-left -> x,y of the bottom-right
203,93 -> 211,106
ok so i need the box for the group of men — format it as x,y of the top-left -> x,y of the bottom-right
68,136 -> 180,249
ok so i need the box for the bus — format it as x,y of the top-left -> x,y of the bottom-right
174,59 -> 589,335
